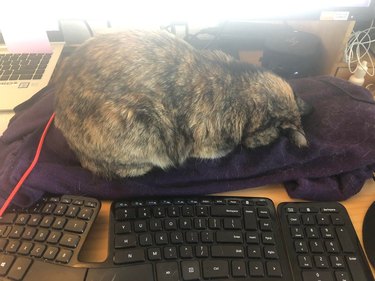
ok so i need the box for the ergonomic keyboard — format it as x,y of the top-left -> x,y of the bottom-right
0,195 -> 373,281
0,195 -> 100,281
278,202 -> 373,281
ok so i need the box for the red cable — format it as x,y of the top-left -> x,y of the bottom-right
0,112 -> 56,217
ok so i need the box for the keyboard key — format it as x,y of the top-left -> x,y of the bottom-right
55,249 -> 73,263
310,240 -> 324,253
139,233 -> 153,246
18,242 -> 33,255
211,245 -> 245,258
43,246 -> 59,260
155,232 -> 169,245
243,207 -> 257,230
164,247 -> 178,259
287,214 -> 301,225
148,248 -> 162,260
298,255 -> 313,268
18,227 -> 34,240
335,271 -> 351,281
59,233 -> 80,248
77,207 -> 94,220
211,206 -> 241,217
115,222 -> 131,234
86,264 -> 153,281
302,271 -> 334,281
65,219 -> 87,233
330,255 -> 345,268
114,249 -> 145,264
0,214 -> 16,224
115,234 -> 137,248
195,245 -> 208,258
266,261 -> 283,277
157,262 -> 180,281
30,244 -> 46,258
232,260 -> 247,277
47,231 -> 62,244
15,214 -> 30,225
185,231 -> 198,244
27,215 -> 42,226
336,227 -> 355,253
247,245 -> 261,258
264,245 -> 279,259
7,256 -> 32,280
295,240 -> 308,253
200,231 -> 213,243
216,231 -> 243,243
249,261 -> 264,277
246,232 -> 259,244
25,259 -> 87,281
202,260 -> 229,279
325,241 -> 339,253
259,219 -> 273,231
0,254 -> 15,276
115,208 -> 136,220
262,232 -> 275,244
223,218 -> 242,229
181,261 -> 200,281
346,256 -> 369,281
314,255 -> 329,268
179,246 -> 193,258
6,240 -> 20,253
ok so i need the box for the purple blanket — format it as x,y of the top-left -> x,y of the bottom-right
1,76 -> 374,208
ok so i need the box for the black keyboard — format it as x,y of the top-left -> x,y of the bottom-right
0,196 -> 373,281
0,195 -> 100,280
107,197 -> 293,281
278,202 -> 373,281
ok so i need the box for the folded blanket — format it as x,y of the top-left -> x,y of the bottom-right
1,76 -> 374,208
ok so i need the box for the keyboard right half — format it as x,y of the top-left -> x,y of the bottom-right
278,202 -> 373,281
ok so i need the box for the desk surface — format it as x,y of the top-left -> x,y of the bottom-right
80,179 -> 375,277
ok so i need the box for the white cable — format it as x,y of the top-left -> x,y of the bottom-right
345,20 -> 375,77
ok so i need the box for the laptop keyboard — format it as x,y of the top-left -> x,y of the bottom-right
0,53 -> 51,81
0,195 -> 373,281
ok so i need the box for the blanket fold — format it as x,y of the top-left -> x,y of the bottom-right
1,76 -> 374,208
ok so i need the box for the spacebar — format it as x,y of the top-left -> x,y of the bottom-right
86,264 -> 154,281
24,260 -> 87,281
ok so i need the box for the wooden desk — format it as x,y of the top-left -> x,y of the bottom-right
80,179 -> 375,278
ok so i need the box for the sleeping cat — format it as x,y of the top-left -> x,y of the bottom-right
53,30 -> 309,178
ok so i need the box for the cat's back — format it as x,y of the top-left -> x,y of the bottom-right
57,30 -> 195,82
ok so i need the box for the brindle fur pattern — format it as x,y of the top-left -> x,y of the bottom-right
53,30 -> 308,178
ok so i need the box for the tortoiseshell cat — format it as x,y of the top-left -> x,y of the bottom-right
53,30 -> 309,178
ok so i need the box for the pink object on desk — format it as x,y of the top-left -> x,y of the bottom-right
2,25 -> 52,53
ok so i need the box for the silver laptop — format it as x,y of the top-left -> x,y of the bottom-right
0,42 -> 64,110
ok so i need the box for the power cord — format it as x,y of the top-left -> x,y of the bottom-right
345,20 -> 375,77
0,112 -> 56,217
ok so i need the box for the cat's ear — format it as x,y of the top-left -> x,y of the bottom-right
296,96 -> 313,116
289,129 -> 308,148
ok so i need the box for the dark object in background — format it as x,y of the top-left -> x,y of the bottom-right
185,22 -> 292,58
262,30 -> 323,79
363,201 -> 375,268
